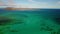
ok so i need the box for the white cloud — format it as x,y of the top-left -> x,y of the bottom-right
28,0 -> 37,3
28,0 -> 33,2
57,1 -> 60,4
28,0 -> 47,5
27,0 -> 48,8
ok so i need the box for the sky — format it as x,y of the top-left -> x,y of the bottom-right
0,0 -> 60,8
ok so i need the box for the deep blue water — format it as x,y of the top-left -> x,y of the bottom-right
0,9 -> 60,18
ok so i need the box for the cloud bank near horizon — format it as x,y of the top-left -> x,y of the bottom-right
0,0 -> 60,8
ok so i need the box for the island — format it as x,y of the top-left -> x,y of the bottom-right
4,7 -> 34,10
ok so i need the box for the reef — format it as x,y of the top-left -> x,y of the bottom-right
10,30 -> 18,32
40,23 -> 60,34
0,29 -> 4,34
0,16 -> 13,26
0,16 -> 27,26
40,24 -> 53,31
54,17 -> 60,25
50,29 -> 60,34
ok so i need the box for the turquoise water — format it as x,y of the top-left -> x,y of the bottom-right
0,9 -> 60,34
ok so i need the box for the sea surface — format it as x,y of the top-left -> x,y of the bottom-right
0,9 -> 60,34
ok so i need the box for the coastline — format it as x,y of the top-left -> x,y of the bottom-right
4,7 -> 34,10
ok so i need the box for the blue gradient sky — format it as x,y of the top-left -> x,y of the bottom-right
0,0 -> 60,8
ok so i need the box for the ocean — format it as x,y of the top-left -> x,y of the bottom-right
0,9 -> 60,34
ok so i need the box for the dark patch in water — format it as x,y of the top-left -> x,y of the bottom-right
51,30 -> 60,34
40,24 -> 53,31
54,17 -> 60,25
0,29 -> 4,34
10,30 -> 18,32
0,17 -> 13,25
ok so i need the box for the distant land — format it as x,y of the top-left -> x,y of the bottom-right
4,7 -> 34,10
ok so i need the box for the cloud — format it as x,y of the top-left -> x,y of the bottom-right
28,0 -> 47,4
28,0 -> 38,3
57,1 -> 60,4
0,2 -> 4,6
28,0 -> 48,8
28,0 -> 33,2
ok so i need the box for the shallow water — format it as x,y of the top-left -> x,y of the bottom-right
0,9 -> 60,34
